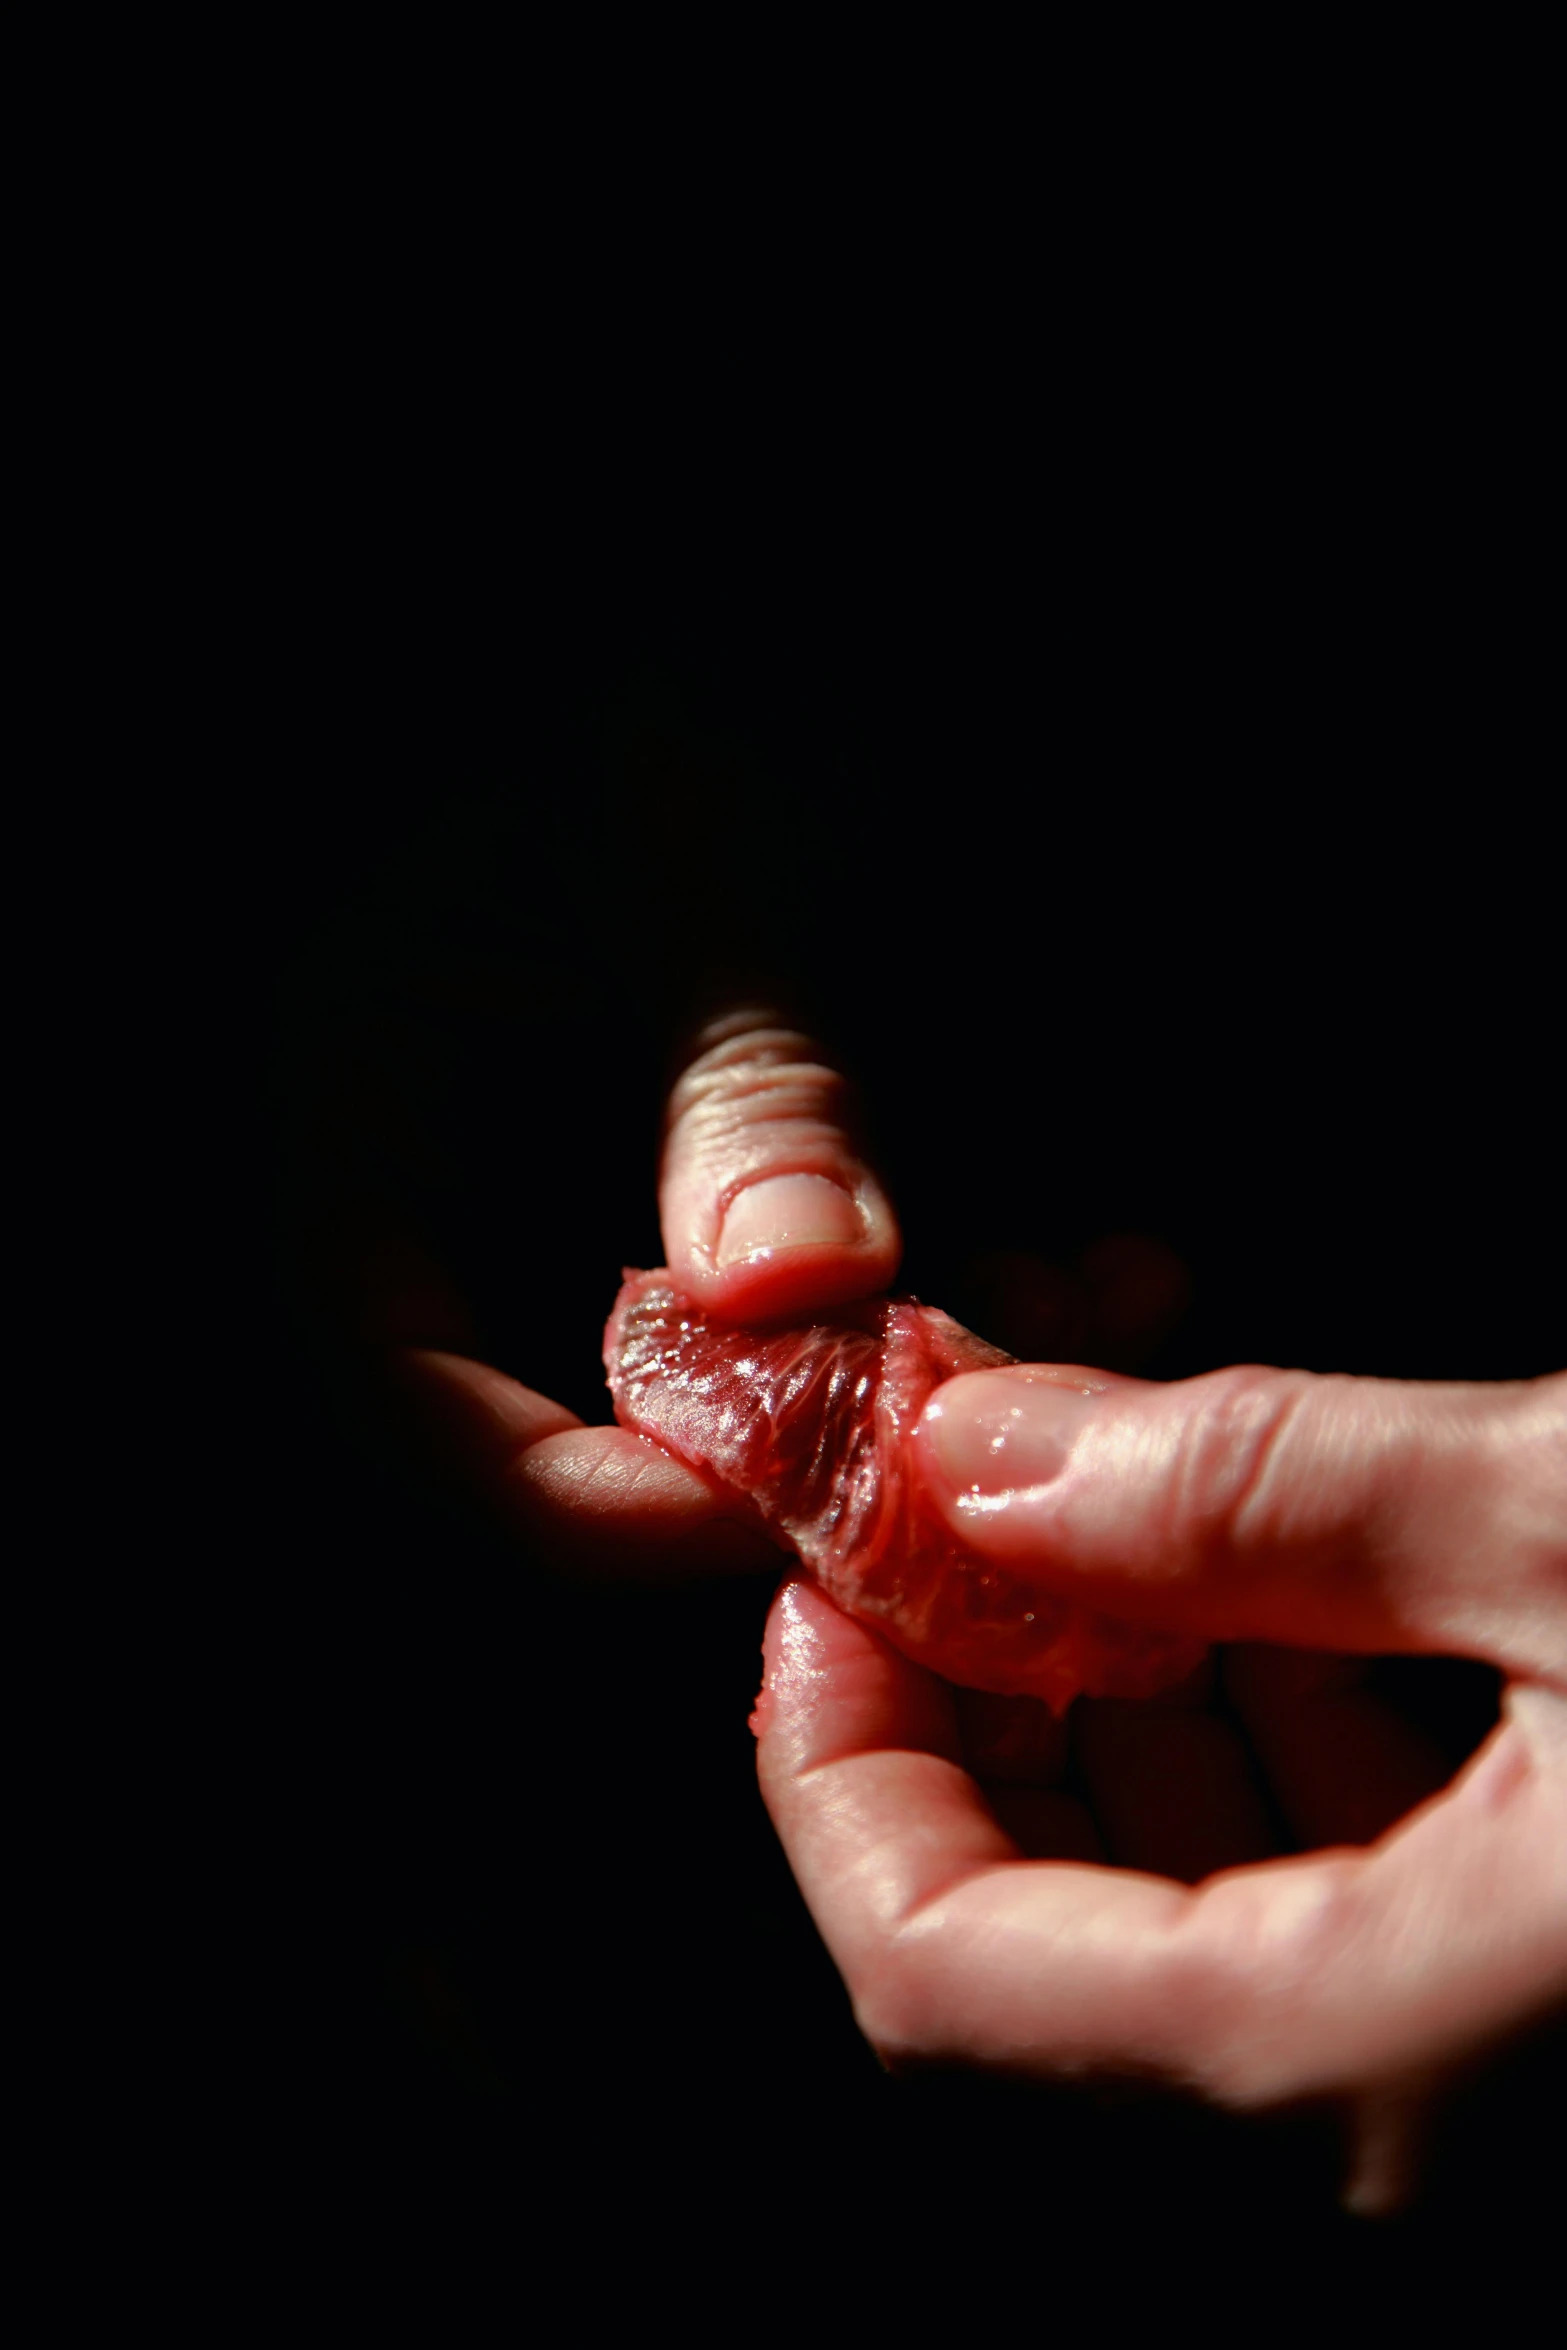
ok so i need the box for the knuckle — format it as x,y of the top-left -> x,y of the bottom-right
1164,1366 -> 1315,1561
848,1913 -> 986,2073
666,1021 -> 859,1197
849,1947 -> 942,2071
1177,1859 -> 1369,2110
669,1021 -> 846,1129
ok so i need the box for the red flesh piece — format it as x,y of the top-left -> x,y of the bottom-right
604,1270 -> 1205,1714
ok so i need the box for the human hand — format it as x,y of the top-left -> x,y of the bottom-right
642,1008 -> 1567,2209
754,1357 -> 1567,2212
276,978 -> 908,1578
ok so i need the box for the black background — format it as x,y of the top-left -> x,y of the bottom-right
44,33 -> 1555,2316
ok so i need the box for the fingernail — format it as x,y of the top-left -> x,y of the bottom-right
920,1370 -> 1104,1497
716,1173 -> 863,1267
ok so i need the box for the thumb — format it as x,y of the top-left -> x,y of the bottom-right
915,1363 -> 1567,1685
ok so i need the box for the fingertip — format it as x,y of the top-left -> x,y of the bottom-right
506,1426 -> 780,1579
757,1572 -> 963,1786
677,1171 -> 901,1321
758,1573 -> 860,1734
659,1016 -> 902,1322
370,1356 -> 779,1580
716,1171 -> 863,1265
915,1364 -> 1133,1509
696,1230 -> 903,1322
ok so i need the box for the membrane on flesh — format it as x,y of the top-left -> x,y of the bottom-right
604,1270 -> 1204,1714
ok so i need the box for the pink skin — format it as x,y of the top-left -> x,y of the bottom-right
914,1364 -> 1567,1683
657,1011 -> 903,1323
757,1369 -> 1567,2213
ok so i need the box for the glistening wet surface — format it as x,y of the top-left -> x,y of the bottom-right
604,1270 -> 1205,1712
